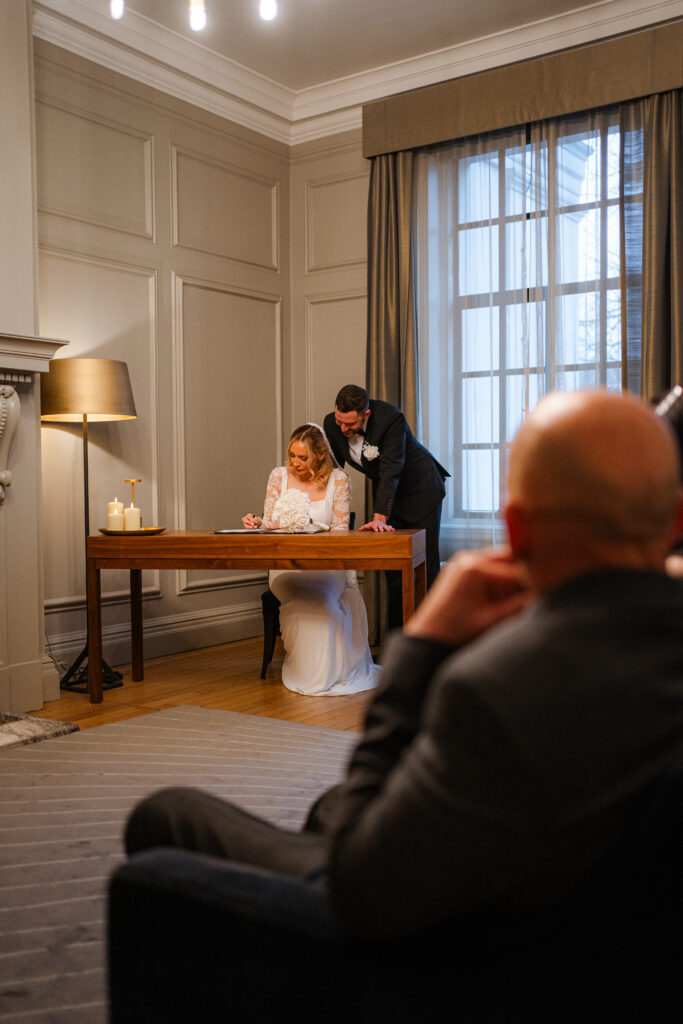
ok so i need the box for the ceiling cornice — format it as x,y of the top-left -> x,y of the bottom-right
32,0 -> 683,145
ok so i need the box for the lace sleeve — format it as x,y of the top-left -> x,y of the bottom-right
262,468 -> 282,528
330,469 -> 351,531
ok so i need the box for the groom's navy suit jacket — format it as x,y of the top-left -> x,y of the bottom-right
323,399 -> 448,525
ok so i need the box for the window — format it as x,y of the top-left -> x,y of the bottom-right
414,108 -> 643,554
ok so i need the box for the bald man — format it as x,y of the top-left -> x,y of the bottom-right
324,389 -> 683,936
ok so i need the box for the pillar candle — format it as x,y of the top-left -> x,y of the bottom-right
108,498 -> 124,515
124,506 -> 141,531
107,511 -> 124,531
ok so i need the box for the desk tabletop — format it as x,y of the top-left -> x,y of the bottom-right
87,528 -> 426,561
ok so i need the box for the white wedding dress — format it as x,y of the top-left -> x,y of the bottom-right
264,466 -> 380,696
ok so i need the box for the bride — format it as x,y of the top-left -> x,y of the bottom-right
242,424 -> 379,696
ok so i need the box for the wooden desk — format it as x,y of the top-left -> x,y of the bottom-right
86,529 -> 426,703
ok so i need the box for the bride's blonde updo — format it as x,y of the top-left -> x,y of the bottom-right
288,423 -> 337,485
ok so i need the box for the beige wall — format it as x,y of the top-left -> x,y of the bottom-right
0,1 -> 60,712
35,41 -> 370,670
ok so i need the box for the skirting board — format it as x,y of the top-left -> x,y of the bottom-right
45,604 -> 264,668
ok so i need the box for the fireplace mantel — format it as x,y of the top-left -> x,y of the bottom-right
0,333 -> 68,505
0,332 -> 68,379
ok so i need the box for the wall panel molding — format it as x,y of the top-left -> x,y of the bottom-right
39,247 -> 160,608
177,571 -> 268,596
172,273 -> 284,549
35,98 -> 155,240
44,579 -> 161,613
304,290 -> 367,421
172,145 -> 279,270
305,171 -> 369,273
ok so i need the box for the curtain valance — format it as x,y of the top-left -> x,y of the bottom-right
363,20 -> 683,158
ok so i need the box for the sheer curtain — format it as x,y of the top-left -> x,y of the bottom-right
414,107 -> 635,555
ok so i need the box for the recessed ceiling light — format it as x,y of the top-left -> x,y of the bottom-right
259,0 -> 277,21
189,0 -> 207,31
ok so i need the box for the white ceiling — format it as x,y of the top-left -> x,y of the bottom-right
32,0 -> 683,142
114,0 -> 596,92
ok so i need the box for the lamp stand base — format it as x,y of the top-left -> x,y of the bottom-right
59,644 -> 124,694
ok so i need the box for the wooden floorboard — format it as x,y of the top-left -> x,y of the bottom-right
33,636 -> 373,733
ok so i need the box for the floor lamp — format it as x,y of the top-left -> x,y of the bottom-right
41,358 -> 137,693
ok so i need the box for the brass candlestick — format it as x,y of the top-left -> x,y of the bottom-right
124,477 -> 141,507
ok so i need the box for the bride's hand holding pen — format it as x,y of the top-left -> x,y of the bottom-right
242,513 -> 263,529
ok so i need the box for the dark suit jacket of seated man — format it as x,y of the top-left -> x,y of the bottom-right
124,388 -> 683,940
323,385 -> 449,628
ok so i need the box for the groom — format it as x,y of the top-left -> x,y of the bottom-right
323,384 -> 449,628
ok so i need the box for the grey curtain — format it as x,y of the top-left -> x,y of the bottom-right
366,150 -> 417,425
365,151 -> 416,641
622,88 -> 683,399
640,90 -> 682,397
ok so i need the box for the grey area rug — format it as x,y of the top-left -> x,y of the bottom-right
0,713 -> 79,750
0,705 -> 356,1023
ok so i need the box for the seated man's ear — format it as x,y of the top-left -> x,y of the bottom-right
504,502 -> 530,558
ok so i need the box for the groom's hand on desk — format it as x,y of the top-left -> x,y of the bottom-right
359,514 -> 395,533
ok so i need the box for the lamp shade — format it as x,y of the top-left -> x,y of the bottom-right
41,358 -> 136,423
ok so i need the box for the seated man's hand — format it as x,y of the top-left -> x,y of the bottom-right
405,547 -> 532,648
358,513 -> 395,533
666,554 -> 683,577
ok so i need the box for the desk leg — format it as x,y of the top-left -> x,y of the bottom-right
130,569 -> 144,681
415,558 -> 427,607
402,563 -> 416,624
87,561 -> 103,704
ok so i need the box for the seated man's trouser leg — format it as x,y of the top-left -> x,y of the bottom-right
125,787 -> 327,880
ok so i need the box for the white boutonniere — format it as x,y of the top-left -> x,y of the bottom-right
362,443 -> 379,461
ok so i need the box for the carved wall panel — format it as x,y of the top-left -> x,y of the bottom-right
0,386 -> 20,504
